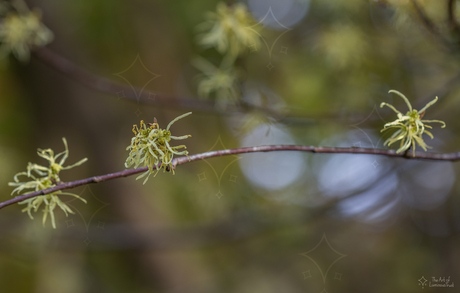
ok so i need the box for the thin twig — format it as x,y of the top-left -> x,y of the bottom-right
1,145 -> 460,210
34,48 -> 453,127
448,0 -> 460,36
32,47 -> 219,113
32,47 -> 317,124
410,0 -> 451,46
419,70 -> 460,108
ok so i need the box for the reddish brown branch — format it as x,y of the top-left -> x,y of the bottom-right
2,145 -> 460,210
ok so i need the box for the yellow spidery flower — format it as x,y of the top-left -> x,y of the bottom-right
380,90 -> 446,156
8,138 -> 87,228
125,112 -> 192,184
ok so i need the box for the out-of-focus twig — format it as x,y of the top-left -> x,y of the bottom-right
418,69 -> 460,109
32,47 -> 318,124
410,0 -> 451,46
33,47 -> 220,113
448,0 -> 460,36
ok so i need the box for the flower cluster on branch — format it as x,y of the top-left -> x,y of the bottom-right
8,138 -> 87,228
125,112 -> 192,184
380,90 -> 446,155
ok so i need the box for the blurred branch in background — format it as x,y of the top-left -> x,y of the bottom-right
32,45 -> 460,129
32,47 -> 319,126
411,0 -> 460,49
420,69 -> 460,107
447,0 -> 460,36
410,0 -> 450,46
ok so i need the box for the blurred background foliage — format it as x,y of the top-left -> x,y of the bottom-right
0,0 -> 460,292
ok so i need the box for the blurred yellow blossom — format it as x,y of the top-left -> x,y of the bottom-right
192,57 -> 240,109
0,0 -> 53,62
197,2 -> 260,58
319,24 -> 368,69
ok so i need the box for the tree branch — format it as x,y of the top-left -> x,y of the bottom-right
32,47 -> 219,113
32,47 -> 318,125
410,0 -> 451,46
1,145 -> 459,210
419,69 -> 460,108
32,47 -> 460,127
448,0 -> 460,36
